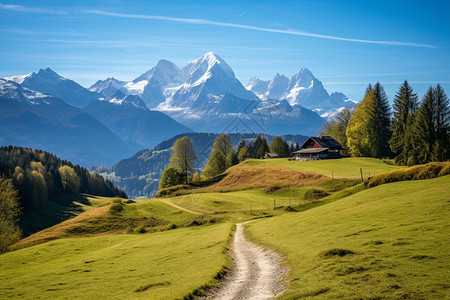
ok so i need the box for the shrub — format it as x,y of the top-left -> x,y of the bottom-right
109,202 -> 124,214
159,167 -> 184,189
156,184 -> 190,197
438,164 -> 450,177
366,162 -> 450,188
112,198 -> 122,204
264,185 -> 282,193
304,188 -> 329,200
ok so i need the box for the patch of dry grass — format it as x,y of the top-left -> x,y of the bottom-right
204,166 -> 327,192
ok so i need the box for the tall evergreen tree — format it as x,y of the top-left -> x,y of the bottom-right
269,136 -> 289,157
412,87 -> 436,164
236,140 -> 246,153
432,84 -> 450,161
256,136 -> 270,158
389,80 -> 419,164
371,82 -> 392,157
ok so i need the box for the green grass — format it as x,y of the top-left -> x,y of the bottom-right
0,223 -> 233,300
164,187 -> 334,221
245,175 -> 450,299
6,158 -> 446,299
241,157 -> 402,179
20,194 -> 119,236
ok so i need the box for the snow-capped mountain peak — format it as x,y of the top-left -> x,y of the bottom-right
246,77 -> 269,96
133,59 -> 187,85
183,52 -> 234,84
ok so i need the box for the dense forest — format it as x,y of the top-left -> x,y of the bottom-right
0,146 -> 127,210
322,82 -> 449,165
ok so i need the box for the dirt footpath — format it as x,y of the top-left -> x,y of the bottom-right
206,222 -> 287,299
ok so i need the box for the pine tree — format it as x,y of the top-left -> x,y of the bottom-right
269,136 -> 289,157
390,80 -> 419,164
256,136 -> 270,158
432,84 -> 450,161
371,82 -> 392,157
236,140 -> 246,153
412,87 -> 436,164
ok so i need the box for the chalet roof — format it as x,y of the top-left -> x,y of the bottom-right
300,136 -> 342,149
293,148 -> 329,154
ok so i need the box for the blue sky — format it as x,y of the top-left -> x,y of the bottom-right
0,0 -> 449,102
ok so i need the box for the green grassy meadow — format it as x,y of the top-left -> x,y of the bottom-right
245,175 -> 450,299
241,157 -> 402,179
2,158 -> 448,299
0,223 -> 233,299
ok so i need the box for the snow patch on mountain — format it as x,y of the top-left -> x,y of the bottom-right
3,73 -> 33,85
0,78 -> 50,104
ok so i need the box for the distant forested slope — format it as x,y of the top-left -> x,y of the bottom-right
0,146 -> 126,210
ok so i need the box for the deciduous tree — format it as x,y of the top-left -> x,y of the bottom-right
169,136 -> 197,183
0,176 -> 22,253
203,151 -> 226,178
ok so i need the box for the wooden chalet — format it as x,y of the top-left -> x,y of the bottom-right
293,136 -> 342,161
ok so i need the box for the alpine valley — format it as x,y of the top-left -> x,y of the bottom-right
1,52 -> 356,195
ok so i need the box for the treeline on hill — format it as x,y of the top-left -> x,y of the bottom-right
159,134 -> 300,191
0,146 -> 127,211
322,82 -> 449,165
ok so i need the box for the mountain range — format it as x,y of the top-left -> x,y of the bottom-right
0,78 -> 132,166
1,52 -> 357,168
90,52 -> 355,135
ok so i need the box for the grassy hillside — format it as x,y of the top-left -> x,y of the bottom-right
3,158 -> 447,299
13,197 -> 213,250
245,175 -> 450,299
0,223 -> 233,300
241,157 -> 401,179
20,194 -> 117,236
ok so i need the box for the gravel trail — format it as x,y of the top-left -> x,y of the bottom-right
206,222 -> 287,300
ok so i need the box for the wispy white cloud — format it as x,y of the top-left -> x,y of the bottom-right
85,10 -> 437,49
27,38 -> 308,52
321,70 -> 450,79
324,81 -> 450,85
0,3 -> 68,15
